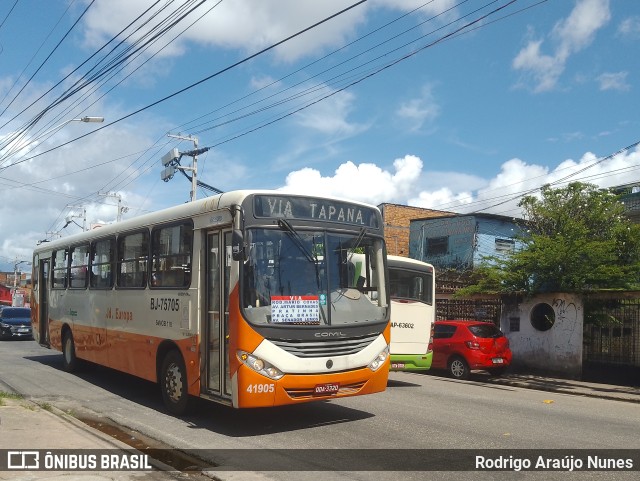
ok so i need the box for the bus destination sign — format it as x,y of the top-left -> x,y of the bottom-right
253,195 -> 379,228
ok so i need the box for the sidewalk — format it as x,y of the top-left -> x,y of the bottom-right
0,396 -> 184,480
474,372 -> 640,403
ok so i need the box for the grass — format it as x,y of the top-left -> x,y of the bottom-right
0,391 -> 24,406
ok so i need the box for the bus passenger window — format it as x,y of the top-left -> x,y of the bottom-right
151,222 -> 193,289
52,249 -> 69,289
70,244 -> 89,289
117,231 -> 149,288
90,238 -> 115,289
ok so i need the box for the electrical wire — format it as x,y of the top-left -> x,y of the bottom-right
0,0 -> 368,173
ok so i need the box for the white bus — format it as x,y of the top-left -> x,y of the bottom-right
387,256 -> 435,371
31,191 -> 390,414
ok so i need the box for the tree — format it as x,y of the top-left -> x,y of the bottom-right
458,182 -> 640,295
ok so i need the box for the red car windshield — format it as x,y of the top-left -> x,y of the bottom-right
468,324 -> 503,339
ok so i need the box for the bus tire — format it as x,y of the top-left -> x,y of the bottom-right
448,356 -> 469,380
62,331 -> 78,372
160,350 -> 190,416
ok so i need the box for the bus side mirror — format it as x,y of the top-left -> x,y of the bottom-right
232,229 -> 246,261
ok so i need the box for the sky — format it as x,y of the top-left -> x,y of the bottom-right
0,0 -> 639,272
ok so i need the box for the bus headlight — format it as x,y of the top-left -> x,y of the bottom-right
368,345 -> 389,372
237,350 -> 284,380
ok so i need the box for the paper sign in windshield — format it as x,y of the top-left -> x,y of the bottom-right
271,296 -> 320,325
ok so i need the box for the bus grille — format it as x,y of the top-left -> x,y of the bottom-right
269,333 -> 379,358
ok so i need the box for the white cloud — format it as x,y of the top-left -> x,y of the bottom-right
395,84 -> 440,133
82,0 -> 371,63
279,154 -> 423,204
80,0 -> 462,66
409,187 -> 473,211
0,92 -> 166,264
597,72 -> 631,92
280,144 -> 640,218
513,0 -> 611,92
617,16 -> 640,38
294,89 -> 362,136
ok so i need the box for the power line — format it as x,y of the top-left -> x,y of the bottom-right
0,0 -> 19,33
0,0 -> 368,172
0,0 -> 96,125
470,140 -> 640,214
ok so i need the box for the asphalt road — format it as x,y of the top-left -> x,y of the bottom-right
1,340 -> 638,481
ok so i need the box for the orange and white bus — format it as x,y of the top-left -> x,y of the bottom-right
31,191 -> 390,414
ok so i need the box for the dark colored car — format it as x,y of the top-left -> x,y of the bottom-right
431,320 -> 512,379
0,306 -> 33,340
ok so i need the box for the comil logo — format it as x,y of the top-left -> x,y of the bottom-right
8,451 -> 39,469
314,331 -> 346,338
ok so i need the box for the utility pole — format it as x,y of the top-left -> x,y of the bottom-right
160,134 -> 210,202
99,192 -> 128,222
65,205 -> 87,231
12,258 -> 29,306
169,134 -> 198,202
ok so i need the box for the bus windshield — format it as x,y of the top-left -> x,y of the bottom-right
241,227 -> 387,327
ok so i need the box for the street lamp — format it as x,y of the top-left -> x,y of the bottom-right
37,116 -> 104,139
1,116 -> 105,163
77,116 -> 104,123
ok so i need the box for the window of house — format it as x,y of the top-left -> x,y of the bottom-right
495,238 -> 515,253
426,236 -> 448,256
509,316 -> 520,332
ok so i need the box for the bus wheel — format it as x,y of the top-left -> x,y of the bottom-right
62,331 -> 78,372
448,356 -> 469,380
160,350 -> 190,416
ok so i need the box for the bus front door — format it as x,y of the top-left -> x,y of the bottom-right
203,231 -> 232,400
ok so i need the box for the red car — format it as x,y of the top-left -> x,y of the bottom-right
431,320 -> 512,379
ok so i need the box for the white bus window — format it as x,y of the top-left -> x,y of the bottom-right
52,249 -> 68,289
117,231 -> 149,288
151,222 -> 193,288
90,238 -> 115,289
69,245 -> 89,289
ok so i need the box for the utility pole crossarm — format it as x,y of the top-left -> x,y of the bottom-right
160,134 -> 211,202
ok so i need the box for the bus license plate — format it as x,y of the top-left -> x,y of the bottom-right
392,363 -> 405,369
314,383 -> 339,395
492,358 -> 504,364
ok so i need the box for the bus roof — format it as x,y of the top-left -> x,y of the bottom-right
387,255 -> 434,272
33,189 -> 382,253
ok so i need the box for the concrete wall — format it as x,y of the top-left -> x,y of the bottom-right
501,293 -> 584,379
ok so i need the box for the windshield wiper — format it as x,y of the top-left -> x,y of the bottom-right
277,218 -> 323,297
347,227 -> 367,261
277,219 -> 316,264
